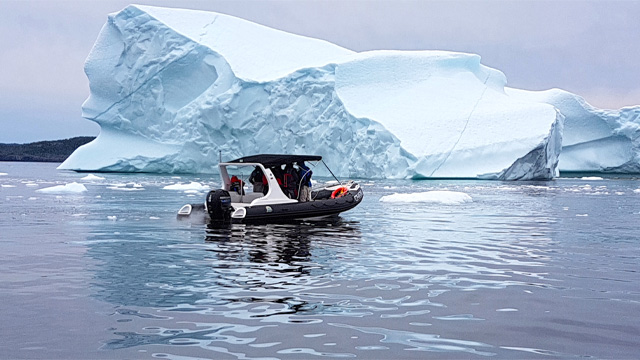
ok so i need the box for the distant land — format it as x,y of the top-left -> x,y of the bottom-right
0,137 -> 95,162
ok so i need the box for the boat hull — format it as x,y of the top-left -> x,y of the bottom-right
240,188 -> 363,223
178,188 -> 363,224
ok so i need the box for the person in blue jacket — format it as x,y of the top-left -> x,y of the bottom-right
297,161 -> 312,202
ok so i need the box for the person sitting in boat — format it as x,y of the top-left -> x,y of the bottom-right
229,175 -> 245,195
283,163 -> 300,199
297,161 -> 313,202
249,166 -> 268,194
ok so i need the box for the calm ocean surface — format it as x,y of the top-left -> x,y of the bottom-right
1,162 -> 638,359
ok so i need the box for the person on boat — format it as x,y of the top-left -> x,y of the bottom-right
270,165 -> 284,193
283,163 -> 300,199
229,175 -> 245,195
297,161 -> 312,202
249,166 -> 268,194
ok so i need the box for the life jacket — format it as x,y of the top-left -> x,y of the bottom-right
283,166 -> 300,198
230,176 -> 244,194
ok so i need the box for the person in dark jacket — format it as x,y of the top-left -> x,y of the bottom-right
283,163 -> 300,199
249,166 -> 268,194
297,161 -> 312,202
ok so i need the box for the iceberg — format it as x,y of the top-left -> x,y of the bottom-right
36,182 -> 88,194
59,5 -> 637,179
81,174 -> 105,181
506,88 -> 640,173
380,191 -> 473,205
162,182 -> 210,191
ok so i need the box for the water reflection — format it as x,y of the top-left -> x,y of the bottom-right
204,218 -> 360,265
89,218 -> 362,311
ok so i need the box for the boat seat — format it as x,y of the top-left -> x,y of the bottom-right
229,191 -> 265,204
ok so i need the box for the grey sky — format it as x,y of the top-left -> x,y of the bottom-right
1,0 -> 638,143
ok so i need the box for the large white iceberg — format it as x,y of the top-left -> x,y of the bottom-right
59,5 -> 638,179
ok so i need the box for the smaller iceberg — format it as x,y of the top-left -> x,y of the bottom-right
379,191 -> 472,205
507,88 -> 640,173
81,174 -> 105,181
36,182 -> 88,194
162,182 -> 210,191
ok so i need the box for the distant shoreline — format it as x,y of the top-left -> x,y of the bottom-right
0,137 -> 95,163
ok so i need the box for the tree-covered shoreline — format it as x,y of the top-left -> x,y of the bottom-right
0,137 -> 95,162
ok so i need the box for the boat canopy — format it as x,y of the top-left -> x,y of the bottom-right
227,154 -> 322,167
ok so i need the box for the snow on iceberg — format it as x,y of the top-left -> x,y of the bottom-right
59,5 -> 634,180
380,191 -> 473,205
36,182 -> 88,194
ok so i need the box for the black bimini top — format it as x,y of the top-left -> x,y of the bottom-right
228,154 -> 322,167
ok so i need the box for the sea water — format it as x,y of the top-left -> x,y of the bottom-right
0,162 -> 638,359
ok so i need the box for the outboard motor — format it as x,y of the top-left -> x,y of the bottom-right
206,189 -> 232,222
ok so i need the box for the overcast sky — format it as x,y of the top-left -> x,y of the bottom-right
1,0 -> 639,143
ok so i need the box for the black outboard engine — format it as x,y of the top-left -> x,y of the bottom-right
206,189 -> 232,222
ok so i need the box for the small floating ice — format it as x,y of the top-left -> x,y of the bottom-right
107,182 -> 144,191
36,182 -> 87,194
81,174 -> 105,181
634,189 -> 640,193
163,182 -> 209,191
0,172 -> 7,176
107,215 -> 117,221
1,184 -> 16,188
580,176 -> 604,181
380,191 -> 472,205
107,186 -> 144,191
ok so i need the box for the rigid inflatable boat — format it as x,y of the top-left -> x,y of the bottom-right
177,154 -> 363,223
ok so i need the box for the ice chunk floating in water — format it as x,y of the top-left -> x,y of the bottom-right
380,191 -> 472,205
162,182 -> 210,191
81,174 -> 105,181
58,5 -> 639,180
36,182 -> 88,194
